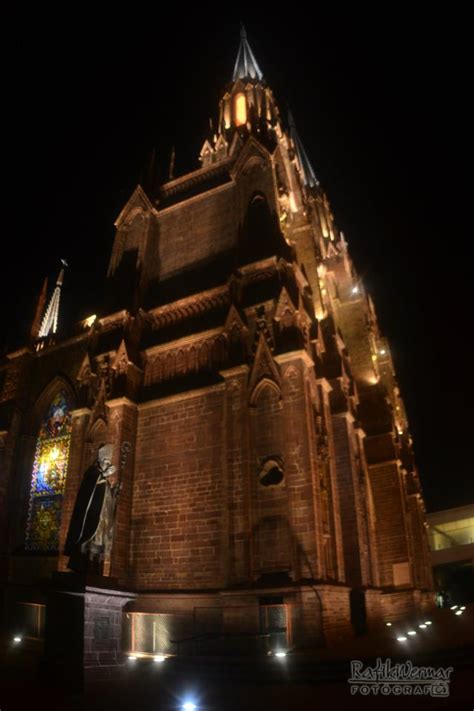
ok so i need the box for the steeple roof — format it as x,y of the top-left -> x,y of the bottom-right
38,259 -> 67,338
288,110 -> 319,189
232,26 -> 263,82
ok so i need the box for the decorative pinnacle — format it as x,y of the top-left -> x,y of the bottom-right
288,109 -> 319,189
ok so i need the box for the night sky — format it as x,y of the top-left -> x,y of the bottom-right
2,14 -> 472,512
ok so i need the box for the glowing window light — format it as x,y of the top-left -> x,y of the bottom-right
83,314 -> 97,329
49,447 -> 60,462
424,621 -> 432,625
224,100 -> 231,129
396,636 -> 407,642
407,631 -> 417,636
418,624 -> 427,629
235,93 -> 247,126
25,390 -> 72,551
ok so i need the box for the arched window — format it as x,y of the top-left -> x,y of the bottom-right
235,93 -> 247,126
25,390 -> 73,551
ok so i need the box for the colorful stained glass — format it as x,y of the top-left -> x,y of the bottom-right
25,390 -> 72,551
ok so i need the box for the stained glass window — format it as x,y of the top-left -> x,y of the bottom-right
25,390 -> 72,551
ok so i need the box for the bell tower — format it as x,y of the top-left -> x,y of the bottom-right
200,26 -> 282,167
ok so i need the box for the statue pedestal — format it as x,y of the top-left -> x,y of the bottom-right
43,572 -> 136,688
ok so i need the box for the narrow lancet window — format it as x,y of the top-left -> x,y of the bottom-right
25,390 -> 72,551
235,93 -> 247,126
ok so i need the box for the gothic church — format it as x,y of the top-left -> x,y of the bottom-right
0,29 -> 433,673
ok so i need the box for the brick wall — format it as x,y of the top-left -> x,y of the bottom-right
331,415 -> 363,586
367,461 -> 410,586
131,386 -> 226,588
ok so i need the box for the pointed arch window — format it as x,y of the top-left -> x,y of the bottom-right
25,390 -> 72,551
235,93 -> 247,127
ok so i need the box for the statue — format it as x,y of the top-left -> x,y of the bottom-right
65,443 -> 120,574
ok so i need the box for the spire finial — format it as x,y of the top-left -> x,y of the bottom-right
232,27 -> 263,82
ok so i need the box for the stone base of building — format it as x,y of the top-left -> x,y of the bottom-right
42,572 -> 136,687
3,574 -> 436,684
380,588 -> 435,623
123,582 -> 354,657
362,586 -> 436,629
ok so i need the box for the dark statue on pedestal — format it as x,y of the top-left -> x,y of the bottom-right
65,444 -> 120,574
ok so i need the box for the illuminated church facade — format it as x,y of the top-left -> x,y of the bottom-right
0,30 -> 433,671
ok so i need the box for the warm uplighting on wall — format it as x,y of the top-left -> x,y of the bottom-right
235,93 -> 247,126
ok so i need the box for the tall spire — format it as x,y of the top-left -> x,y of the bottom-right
232,26 -> 263,82
288,110 -> 319,189
30,277 -> 48,341
38,259 -> 67,339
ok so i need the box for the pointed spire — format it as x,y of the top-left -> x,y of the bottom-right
141,147 -> 159,194
288,110 -> 319,189
168,145 -> 176,181
38,259 -> 67,339
232,26 -> 263,82
30,277 -> 48,341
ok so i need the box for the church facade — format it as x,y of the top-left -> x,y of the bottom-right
0,30 -> 433,667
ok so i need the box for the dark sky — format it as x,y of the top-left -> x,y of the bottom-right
2,13 -> 472,512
